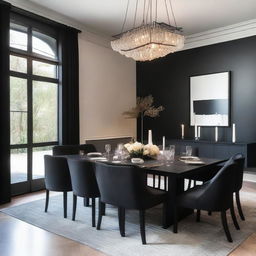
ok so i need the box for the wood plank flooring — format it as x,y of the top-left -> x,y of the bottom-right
0,181 -> 255,256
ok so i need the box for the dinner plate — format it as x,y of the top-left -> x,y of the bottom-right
179,156 -> 200,160
87,152 -> 103,157
96,159 -> 108,162
184,160 -> 205,165
89,157 -> 107,161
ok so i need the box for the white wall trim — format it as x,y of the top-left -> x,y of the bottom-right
85,135 -> 133,141
183,19 -> 256,50
5,0 -> 256,50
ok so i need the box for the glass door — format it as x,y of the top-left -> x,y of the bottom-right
9,19 -> 59,195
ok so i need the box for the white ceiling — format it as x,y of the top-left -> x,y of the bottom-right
29,0 -> 256,37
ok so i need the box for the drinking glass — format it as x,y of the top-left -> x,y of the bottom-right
164,146 -> 175,166
105,144 -> 111,159
117,143 -> 124,151
169,145 -> 175,155
186,146 -> 192,157
79,150 -> 85,156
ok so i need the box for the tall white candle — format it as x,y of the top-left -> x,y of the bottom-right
215,127 -> 218,142
195,124 -> 198,139
181,124 -> 184,139
232,123 -> 236,143
148,130 -> 153,145
163,136 -> 166,151
198,126 -> 201,139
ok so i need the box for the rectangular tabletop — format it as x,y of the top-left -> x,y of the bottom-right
67,154 -> 226,178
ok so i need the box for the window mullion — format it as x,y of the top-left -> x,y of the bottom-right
27,26 -> 33,185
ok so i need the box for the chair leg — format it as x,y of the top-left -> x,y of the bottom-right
91,198 -> 96,227
236,191 -> 245,221
230,201 -> 240,230
139,210 -> 146,244
118,207 -> 125,237
101,202 -> 106,216
162,201 -> 167,228
72,194 -> 77,221
173,206 -> 178,233
45,189 -> 49,212
196,209 -> 201,222
63,191 -> 68,218
84,197 -> 90,207
221,211 -> 233,242
97,198 -> 103,230
153,174 -> 156,188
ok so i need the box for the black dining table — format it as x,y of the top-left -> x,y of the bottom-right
66,154 -> 227,228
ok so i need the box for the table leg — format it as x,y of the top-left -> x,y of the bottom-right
163,176 -> 193,228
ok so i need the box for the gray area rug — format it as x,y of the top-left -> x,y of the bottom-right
2,190 -> 256,256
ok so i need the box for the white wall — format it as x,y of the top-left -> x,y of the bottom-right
79,33 -> 137,143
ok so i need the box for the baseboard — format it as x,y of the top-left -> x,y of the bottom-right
244,170 -> 256,183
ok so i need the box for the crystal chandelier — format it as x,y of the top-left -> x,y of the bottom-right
111,0 -> 185,62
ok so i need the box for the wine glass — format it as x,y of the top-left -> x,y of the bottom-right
186,146 -> 192,157
105,144 -> 111,159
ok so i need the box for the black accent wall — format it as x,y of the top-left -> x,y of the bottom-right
137,36 -> 256,143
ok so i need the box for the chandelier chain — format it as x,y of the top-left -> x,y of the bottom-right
121,0 -> 130,34
169,0 -> 178,28
164,0 -> 171,25
133,0 -> 139,28
150,0 -> 152,25
155,0 -> 158,23
145,0 -> 150,25
142,0 -> 146,25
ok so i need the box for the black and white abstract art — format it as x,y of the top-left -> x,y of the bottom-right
190,72 -> 230,127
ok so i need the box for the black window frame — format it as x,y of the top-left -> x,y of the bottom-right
9,12 -> 60,195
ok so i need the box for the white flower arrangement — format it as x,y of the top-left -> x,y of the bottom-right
124,142 -> 160,159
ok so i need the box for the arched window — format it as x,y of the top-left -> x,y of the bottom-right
32,30 -> 57,59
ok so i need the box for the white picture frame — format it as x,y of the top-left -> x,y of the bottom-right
190,72 -> 230,127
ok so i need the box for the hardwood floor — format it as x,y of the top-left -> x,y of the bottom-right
0,181 -> 255,256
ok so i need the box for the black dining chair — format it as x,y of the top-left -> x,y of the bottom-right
52,144 -> 97,156
67,159 -> 100,227
186,153 -> 246,220
231,154 -> 246,221
44,155 -> 72,218
52,145 -> 79,156
173,160 -> 239,242
52,143 -> 97,207
94,162 -> 167,244
79,144 -> 97,154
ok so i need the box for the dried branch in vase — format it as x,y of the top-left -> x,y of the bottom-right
123,95 -> 164,119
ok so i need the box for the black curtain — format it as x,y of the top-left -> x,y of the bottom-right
59,26 -> 80,145
0,1 -> 11,204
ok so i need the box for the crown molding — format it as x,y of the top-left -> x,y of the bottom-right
183,19 -> 256,50
5,1 -> 256,51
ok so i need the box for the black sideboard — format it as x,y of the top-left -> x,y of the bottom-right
167,139 -> 256,168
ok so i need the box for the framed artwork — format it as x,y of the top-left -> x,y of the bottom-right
190,71 -> 230,127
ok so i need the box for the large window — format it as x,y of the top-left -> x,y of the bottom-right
10,16 -> 59,194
